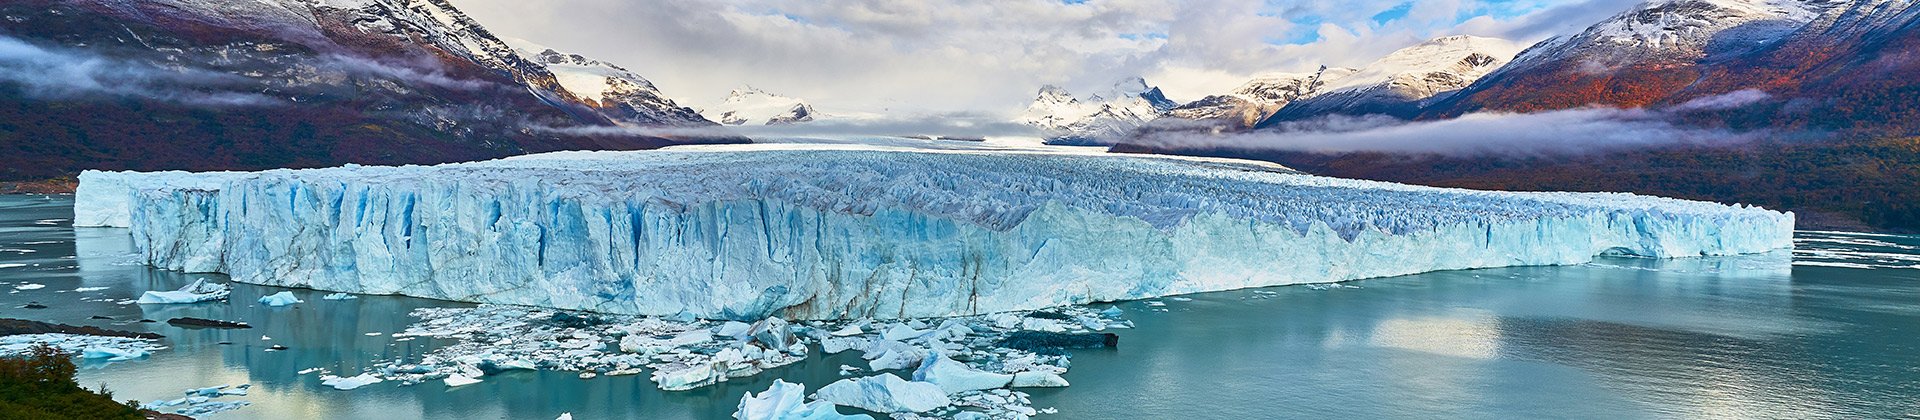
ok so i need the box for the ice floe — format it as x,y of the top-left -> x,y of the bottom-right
0,333 -> 165,362
143,383 -> 252,416
258,291 -> 302,307
815,373 -> 950,413
137,279 -> 229,304
319,373 -> 384,390
734,379 -> 870,420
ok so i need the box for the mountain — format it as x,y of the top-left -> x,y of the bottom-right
701,87 -> 818,125
1017,77 -> 1177,144
504,39 -> 710,127
1167,67 -> 1354,128
1161,35 -> 1520,130
1425,0 -> 1833,115
1257,35 -> 1523,125
0,0 -> 729,182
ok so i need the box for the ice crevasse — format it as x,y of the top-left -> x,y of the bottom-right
75,147 -> 1795,320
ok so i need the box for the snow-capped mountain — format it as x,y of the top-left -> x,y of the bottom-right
1162,35 -> 1521,129
1428,0 -> 1835,114
1167,67 -> 1354,128
1258,35 -> 1523,124
0,0 -> 725,182
506,39 -> 709,127
702,87 -> 819,125
1018,77 -> 1178,144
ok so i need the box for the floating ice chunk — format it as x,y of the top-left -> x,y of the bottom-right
748,317 -> 795,350
444,374 -> 482,387
718,321 -> 753,339
321,293 -> 357,300
913,353 -> 1013,394
651,361 -> 723,391
72,286 -> 108,292
177,400 -> 249,416
881,324 -> 928,341
830,325 -> 863,337
734,379 -> 872,420
862,340 -> 925,371
258,291 -> 302,307
821,337 -> 867,354
319,373 -> 384,390
621,329 -> 713,354
1010,371 -> 1069,388
81,346 -> 148,361
137,279 -> 229,304
815,373 -> 951,413
14,283 -> 43,290
556,414 -> 572,420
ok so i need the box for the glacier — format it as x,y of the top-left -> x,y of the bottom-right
75,145 -> 1794,320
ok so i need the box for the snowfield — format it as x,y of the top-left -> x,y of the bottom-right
76,145 -> 1793,320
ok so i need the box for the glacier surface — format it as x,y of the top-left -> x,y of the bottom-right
78,145 -> 1794,320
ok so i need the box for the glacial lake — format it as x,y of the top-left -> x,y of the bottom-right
2,194 -> 1916,419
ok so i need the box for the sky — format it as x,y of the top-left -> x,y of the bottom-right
452,0 -> 1639,117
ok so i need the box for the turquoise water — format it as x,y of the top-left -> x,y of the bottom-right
2,194 -> 1916,418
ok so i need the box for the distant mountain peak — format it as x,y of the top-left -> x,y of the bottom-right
705,86 -> 817,125
1018,77 -> 1175,144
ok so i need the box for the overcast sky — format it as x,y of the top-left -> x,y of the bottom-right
452,0 -> 1636,117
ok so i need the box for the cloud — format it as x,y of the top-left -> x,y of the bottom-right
1669,89 -> 1771,112
318,54 -> 495,91
0,34 -> 278,106
1126,107 -> 1765,157
531,112 -> 1044,139
450,0 -> 1645,115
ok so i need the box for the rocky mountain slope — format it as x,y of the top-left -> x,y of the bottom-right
1257,35 -> 1523,125
0,0 -> 728,182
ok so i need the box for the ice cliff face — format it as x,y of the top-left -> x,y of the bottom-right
80,146 -> 1794,321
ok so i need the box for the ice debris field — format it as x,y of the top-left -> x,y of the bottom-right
75,145 -> 1794,320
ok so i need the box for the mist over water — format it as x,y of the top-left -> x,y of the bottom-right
3,195 -> 1916,419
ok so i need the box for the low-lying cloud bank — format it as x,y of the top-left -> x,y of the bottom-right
0,34 -> 278,106
1128,91 -> 1776,157
533,112 -> 1045,140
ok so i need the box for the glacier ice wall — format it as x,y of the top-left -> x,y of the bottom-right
82,148 -> 1795,320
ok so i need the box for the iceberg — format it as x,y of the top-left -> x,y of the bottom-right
913,353 -> 1013,394
258,291 -> 302,307
734,379 -> 871,420
319,373 -> 384,390
321,292 -> 357,300
80,146 -> 1794,320
1010,371 -> 1069,388
814,373 -> 951,414
137,279 -> 230,304
81,346 -> 148,361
